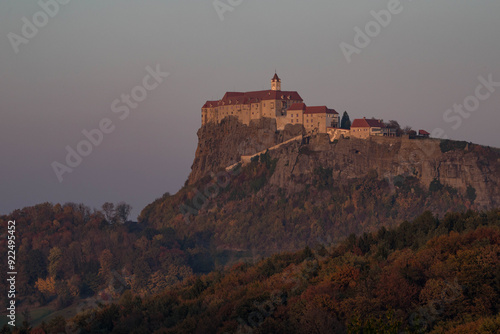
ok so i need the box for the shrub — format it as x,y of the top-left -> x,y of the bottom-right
250,175 -> 267,192
299,146 -> 312,155
313,166 -> 333,189
440,139 -> 468,153
466,186 -> 477,203
429,179 -> 444,192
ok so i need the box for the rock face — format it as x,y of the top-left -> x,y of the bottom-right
268,135 -> 500,209
189,119 -> 500,209
187,117 -> 302,185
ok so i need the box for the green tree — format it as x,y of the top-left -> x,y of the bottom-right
341,111 -> 351,129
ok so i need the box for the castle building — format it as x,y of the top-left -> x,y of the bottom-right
201,73 -> 339,133
287,103 -> 339,133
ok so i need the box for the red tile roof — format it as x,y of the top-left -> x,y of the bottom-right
419,129 -> 430,135
304,106 -> 338,115
288,103 -> 306,111
203,90 -> 303,108
351,118 -> 385,128
287,104 -> 338,115
202,100 -> 220,108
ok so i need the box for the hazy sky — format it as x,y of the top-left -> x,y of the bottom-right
1,1 -> 499,219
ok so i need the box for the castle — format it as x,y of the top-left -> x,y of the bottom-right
202,73 -> 340,133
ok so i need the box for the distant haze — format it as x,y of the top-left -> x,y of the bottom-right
1,0 -> 499,219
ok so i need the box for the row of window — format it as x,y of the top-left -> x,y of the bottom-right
205,100 -> 301,113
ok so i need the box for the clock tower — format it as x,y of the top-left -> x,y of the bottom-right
271,72 -> 281,91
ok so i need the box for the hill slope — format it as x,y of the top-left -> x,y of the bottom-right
140,119 -> 500,256
68,210 -> 500,334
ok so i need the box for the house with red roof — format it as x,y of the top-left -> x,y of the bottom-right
201,73 -> 339,133
350,117 -> 389,139
418,130 -> 430,138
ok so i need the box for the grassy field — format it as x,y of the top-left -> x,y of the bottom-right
1,302 -> 85,329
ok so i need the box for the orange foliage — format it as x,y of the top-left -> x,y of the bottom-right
35,276 -> 56,295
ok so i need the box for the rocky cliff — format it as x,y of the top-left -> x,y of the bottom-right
269,134 -> 500,209
189,119 -> 500,209
187,117 -> 303,185
140,119 -> 499,254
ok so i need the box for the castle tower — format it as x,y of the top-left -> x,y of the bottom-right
271,72 -> 281,91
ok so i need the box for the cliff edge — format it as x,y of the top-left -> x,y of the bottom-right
187,116 -> 303,185
189,119 -> 500,209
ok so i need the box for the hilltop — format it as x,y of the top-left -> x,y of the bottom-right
140,117 -> 500,258
189,117 -> 500,207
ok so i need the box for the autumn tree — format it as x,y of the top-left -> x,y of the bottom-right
48,247 -> 63,279
35,277 -> 56,295
402,126 -> 413,135
102,202 -> 116,223
98,249 -> 115,282
115,202 -> 132,224
385,120 -> 402,136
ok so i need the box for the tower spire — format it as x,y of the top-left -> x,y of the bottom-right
271,72 -> 281,91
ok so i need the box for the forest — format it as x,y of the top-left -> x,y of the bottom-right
0,202 -> 198,325
3,209 -> 498,333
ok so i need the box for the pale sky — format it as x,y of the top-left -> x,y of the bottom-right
1,0 -> 499,219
